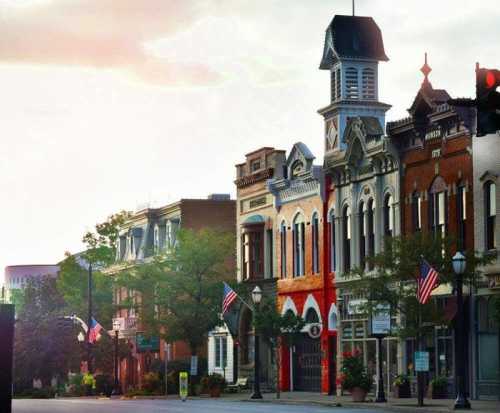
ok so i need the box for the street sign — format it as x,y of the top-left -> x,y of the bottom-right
415,351 -> 430,372
136,333 -> 160,353
179,372 -> 188,401
370,304 -> 391,336
190,355 -> 198,376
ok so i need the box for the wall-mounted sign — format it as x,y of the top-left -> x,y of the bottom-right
415,351 -> 430,372
307,323 -> 322,339
370,304 -> 391,336
136,333 -> 160,353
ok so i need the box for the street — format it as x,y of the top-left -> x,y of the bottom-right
12,398 -> 378,413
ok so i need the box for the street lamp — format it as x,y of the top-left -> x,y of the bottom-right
250,286 -> 263,400
452,252 -> 470,410
111,319 -> 122,396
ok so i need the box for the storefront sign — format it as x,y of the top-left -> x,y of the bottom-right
136,333 -> 160,353
179,372 -> 188,401
415,351 -> 430,372
347,299 -> 367,315
307,323 -> 322,339
370,305 -> 391,336
190,355 -> 198,376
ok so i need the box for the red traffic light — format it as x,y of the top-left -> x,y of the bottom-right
486,71 -> 496,88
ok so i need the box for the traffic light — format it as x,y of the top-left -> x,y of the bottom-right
476,64 -> 500,136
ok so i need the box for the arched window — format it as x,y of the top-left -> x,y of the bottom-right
384,195 -> 394,237
293,214 -> 305,277
412,192 -> 422,232
457,183 -> 467,250
329,209 -> 336,273
367,199 -> 375,270
312,213 -> 320,274
359,202 -> 365,267
343,206 -> 351,272
305,308 -> 320,324
153,225 -> 160,253
429,177 -> 447,237
362,68 -> 375,99
485,181 -> 496,250
280,221 -> 287,278
345,67 -> 359,99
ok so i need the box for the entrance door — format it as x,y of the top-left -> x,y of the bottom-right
293,334 -> 321,391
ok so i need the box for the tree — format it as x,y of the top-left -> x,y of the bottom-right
14,276 -> 81,390
254,299 -> 305,398
347,232 -> 493,338
115,228 -> 236,357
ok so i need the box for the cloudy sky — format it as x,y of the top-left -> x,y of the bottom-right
1,0 -> 499,280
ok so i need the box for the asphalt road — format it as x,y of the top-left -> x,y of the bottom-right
12,398 -> 379,413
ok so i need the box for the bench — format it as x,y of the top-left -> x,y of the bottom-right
226,377 -> 249,393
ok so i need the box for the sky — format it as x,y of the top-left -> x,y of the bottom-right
1,0 -> 499,281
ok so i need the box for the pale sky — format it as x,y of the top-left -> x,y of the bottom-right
1,0 -> 499,281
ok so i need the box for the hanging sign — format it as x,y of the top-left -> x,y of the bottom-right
307,323 -> 322,339
415,351 -> 430,372
179,372 -> 188,401
370,304 -> 391,336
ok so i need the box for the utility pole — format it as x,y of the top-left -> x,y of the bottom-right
87,262 -> 93,374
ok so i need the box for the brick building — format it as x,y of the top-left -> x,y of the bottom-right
268,142 -> 337,393
107,195 -> 235,392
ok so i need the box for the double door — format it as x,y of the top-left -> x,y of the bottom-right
292,334 -> 321,392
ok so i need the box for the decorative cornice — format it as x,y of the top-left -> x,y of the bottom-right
234,168 -> 274,188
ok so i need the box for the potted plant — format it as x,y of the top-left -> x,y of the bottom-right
201,373 -> 226,398
428,376 -> 448,399
392,374 -> 411,398
337,349 -> 373,402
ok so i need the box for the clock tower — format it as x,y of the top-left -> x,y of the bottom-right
318,15 -> 391,153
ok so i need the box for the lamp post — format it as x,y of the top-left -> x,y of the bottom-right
452,251 -> 470,410
111,319 -> 122,396
250,286 -> 263,399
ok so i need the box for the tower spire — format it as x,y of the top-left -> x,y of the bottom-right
352,0 -> 355,16
420,52 -> 432,88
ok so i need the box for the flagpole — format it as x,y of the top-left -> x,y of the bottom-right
417,302 -> 424,407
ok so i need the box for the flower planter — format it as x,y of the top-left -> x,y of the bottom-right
351,387 -> 367,402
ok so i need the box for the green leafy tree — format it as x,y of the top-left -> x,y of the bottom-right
14,277 -> 81,390
254,299 -> 305,398
116,228 -> 235,357
347,232 -> 493,338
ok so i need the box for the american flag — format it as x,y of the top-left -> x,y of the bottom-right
222,282 -> 238,315
417,259 -> 440,304
88,317 -> 103,344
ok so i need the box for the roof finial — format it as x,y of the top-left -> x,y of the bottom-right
420,52 -> 432,87
352,0 -> 355,16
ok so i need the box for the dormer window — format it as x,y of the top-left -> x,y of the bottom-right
250,159 -> 261,172
345,67 -> 359,100
362,68 -> 375,99
291,160 -> 304,178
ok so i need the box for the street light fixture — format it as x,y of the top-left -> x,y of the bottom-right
111,319 -> 122,396
250,286 -> 263,400
452,251 -> 470,410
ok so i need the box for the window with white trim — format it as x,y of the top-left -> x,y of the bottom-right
485,181 -> 497,250
345,67 -> 359,100
343,206 -> 351,272
362,68 -> 375,99
214,336 -> 228,368
293,214 -> 305,277
312,213 -> 319,274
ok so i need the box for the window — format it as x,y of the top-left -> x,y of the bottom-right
345,67 -> 359,99
362,68 -> 375,99
240,309 -> 254,365
305,308 -> 320,324
293,215 -> 305,277
336,68 -> 341,100
359,202 -> 366,267
329,210 -> 336,273
250,159 -> 261,172
129,236 -> 135,258
485,181 -> 497,250
266,229 -> 273,278
242,225 -> 264,279
343,206 -> 351,272
214,336 -> 228,368
429,177 -> 447,238
367,199 -> 375,270
457,184 -> 467,250
280,221 -> 287,278
153,225 -> 160,253
384,195 -> 394,237
331,69 -> 336,102
312,213 -> 319,274
412,192 -> 422,232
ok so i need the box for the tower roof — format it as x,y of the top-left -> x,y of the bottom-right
319,15 -> 389,70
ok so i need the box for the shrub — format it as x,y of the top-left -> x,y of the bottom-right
95,374 -> 113,396
338,349 -> 373,392
142,372 -> 163,394
393,374 -> 410,387
200,373 -> 226,391
430,376 -> 447,390
14,387 -> 56,399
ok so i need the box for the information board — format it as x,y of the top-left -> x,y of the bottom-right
415,351 -> 430,372
370,304 -> 391,336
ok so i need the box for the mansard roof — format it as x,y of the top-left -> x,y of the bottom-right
319,15 -> 388,70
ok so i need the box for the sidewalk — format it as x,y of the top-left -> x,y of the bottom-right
230,391 -> 500,412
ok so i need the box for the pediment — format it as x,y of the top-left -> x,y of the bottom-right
286,142 -> 315,179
